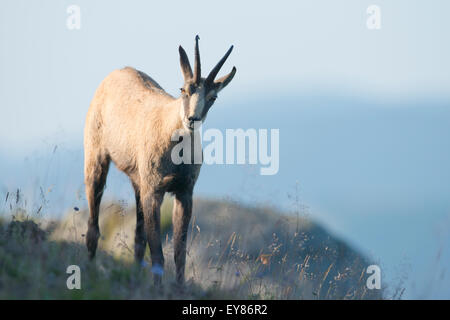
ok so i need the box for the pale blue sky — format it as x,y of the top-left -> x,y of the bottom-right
1,0 -> 450,150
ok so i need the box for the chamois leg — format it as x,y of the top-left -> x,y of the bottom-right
141,189 -> 164,285
132,183 -> 146,264
172,192 -> 193,285
85,154 -> 110,260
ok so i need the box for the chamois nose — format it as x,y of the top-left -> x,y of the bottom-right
187,116 -> 201,130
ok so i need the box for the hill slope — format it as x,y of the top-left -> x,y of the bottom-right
1,197 -> 382,299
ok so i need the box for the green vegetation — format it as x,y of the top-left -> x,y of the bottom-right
0,196 -> 383,299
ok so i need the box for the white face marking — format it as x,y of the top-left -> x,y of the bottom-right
188,92 -> 206,120
180,85 -> 208,131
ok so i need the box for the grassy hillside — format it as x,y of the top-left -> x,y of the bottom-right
0,197 -> 382,299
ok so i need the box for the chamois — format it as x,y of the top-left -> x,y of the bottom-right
84,36 -> 236,285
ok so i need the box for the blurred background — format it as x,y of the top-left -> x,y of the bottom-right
0,0 -> 449,298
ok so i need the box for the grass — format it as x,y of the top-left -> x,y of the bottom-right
0,215 -> 229,299
0,194 -> 384,299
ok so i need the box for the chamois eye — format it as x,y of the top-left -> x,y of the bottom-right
209,96 -> 217,102
189,84 -> 196,95
180,88 -> 188,97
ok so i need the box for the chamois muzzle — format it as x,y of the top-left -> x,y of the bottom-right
188,116 -> 201,130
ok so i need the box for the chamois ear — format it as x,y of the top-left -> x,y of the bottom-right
214,66 -> 236,91
179,45 -> 193,83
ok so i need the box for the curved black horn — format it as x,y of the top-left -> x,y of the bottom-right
193,35 -> 201,84
206,45 -> 234,84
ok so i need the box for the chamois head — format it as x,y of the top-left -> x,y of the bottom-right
178,35 -> 236,131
